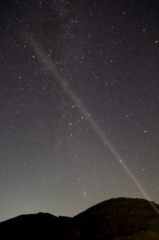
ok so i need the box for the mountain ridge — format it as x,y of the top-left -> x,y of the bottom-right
1,197 -> 159,239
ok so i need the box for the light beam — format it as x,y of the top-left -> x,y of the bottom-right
25,34 -> 159,215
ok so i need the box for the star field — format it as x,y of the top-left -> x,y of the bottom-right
0,0 -> 159,222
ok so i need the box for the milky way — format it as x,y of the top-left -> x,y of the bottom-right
0,0 -> 159,222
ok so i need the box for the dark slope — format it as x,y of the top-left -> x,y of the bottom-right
0,212 -> 73,238
1,197 -> 159,239
71,197 -> 159,239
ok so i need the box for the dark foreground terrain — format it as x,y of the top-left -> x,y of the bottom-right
1,197 -> 159,239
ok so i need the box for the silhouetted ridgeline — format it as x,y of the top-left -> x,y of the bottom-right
1,197 -> 159,239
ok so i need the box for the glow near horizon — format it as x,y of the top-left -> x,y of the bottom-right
26,34 -> 159,216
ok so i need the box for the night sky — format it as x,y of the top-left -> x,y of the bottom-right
1,0 -> 159,222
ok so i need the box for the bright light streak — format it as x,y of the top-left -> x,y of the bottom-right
25,34 -> 159,215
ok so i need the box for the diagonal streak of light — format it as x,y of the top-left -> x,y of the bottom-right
25,34 -> 159,215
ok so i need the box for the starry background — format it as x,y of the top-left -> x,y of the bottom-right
0,0 -> 159,222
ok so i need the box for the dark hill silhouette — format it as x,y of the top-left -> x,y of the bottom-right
1,197 -> 159,239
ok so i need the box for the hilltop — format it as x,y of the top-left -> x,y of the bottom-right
1,197 -> 159,239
